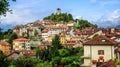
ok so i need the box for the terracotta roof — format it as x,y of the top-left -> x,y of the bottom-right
42,20 -> 57,24
13,25 -> 23,30
0,41 -> 10,46
27,28 -> 33,31
14,38 -> 30,41
115,28 -> 120,32
74,30 -> 83,35
47,26 -> 67,29
65,40 -> 76,45
7,51 -> 20,57
106,33 -> 120,37
42,29 -> 48,33
32,20 -> 42,27
117,48 -> 120,53
84,35 -> 117,45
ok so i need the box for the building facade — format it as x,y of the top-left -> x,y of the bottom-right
13,38 -> 31,50
81,35 -> 117,67
0,41 -> 11,55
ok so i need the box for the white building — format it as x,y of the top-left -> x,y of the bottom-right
13,38 -> 31,50
81,35 -> 117,67
42,26 -> 68,41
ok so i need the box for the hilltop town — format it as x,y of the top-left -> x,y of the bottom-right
0,9 -> 120,67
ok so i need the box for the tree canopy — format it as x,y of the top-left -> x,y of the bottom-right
74,19 -> 97,30
0,0 -> 16,16
43,13 -> 74,22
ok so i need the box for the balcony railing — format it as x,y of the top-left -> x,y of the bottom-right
81,55 -> 90,59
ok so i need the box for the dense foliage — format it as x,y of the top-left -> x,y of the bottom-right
74,19 -> 97,30
43,13 -> 74,22
0,0 -> 16,16
0,29 -> 18,48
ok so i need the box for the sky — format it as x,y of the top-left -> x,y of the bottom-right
0,0 -> 120,31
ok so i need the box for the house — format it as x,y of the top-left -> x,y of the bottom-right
42,26 -> 68,41
63,40 -> 76,48
42,20 -> 56,27
13,37 -> 31,50
0,41 -> 11,55
81,35 -> 117,67
42,28 -> 49,41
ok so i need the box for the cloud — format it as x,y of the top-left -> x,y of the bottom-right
89,0 -> 120,6
73,16 -> 82,19
0,0 -> 48,25
95,9 -> 120,27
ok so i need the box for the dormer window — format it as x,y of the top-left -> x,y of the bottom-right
102,39 -> 106,42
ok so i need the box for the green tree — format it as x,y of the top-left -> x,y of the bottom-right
0,28 -> 3,40
35,61 -> 52,67
74,19 -> 97,30
0,0 -> 16,16
52,35 -> 62,49
43,9 -> 74,22
51,56 -> 61,66
58,48 -> 70,57
36,47 -> 41,58
14,56 -> 35,67
7,32 -> 17,48
34,29 -> 38,36
93,34 -> 99,38
0,50 -> 8,67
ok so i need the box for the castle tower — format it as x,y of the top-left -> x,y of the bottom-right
56,8 -> 61,15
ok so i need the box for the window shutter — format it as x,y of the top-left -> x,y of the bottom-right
102,50 -> 104,55
98,50 -> 100,55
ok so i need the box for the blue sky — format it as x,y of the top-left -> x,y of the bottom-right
1,0 -> 120,30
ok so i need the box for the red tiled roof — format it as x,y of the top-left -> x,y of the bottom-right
74,30 -> 83,35
115,28 -> 120,32
27,28 -> 33,31
13,25 -> 23,30
42,29 -> 48,33
42,20 -> 57,24
32,20 -> 42,27
47,26 -> 67,29
14,38 -> 29,41
117,48 -> 120,53
65,40 -> 76,45
84,35 -> 117,45
0,41 -> 10,46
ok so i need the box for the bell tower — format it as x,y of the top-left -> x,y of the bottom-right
56,8 -> 61,15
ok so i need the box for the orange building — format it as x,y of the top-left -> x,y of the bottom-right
0,41 -> 11,55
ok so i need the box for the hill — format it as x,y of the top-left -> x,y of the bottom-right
44,8 -> 97,30
74,19 -> 97,30
43,8 -> 74,22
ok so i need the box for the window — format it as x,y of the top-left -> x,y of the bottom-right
98,50 -> 104,55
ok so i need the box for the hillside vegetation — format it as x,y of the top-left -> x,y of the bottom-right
43,13 -> 74,22
43,8 -> 97,30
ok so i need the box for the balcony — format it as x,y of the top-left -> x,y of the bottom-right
81,55 -> 90,59
81,64 -> 90,67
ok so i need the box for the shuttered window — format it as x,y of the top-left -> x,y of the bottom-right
98,50 -> 104,55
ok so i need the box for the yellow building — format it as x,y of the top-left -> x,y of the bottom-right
48,36 -> 53,42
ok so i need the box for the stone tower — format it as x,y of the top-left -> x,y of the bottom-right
56,8 -> 61,15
